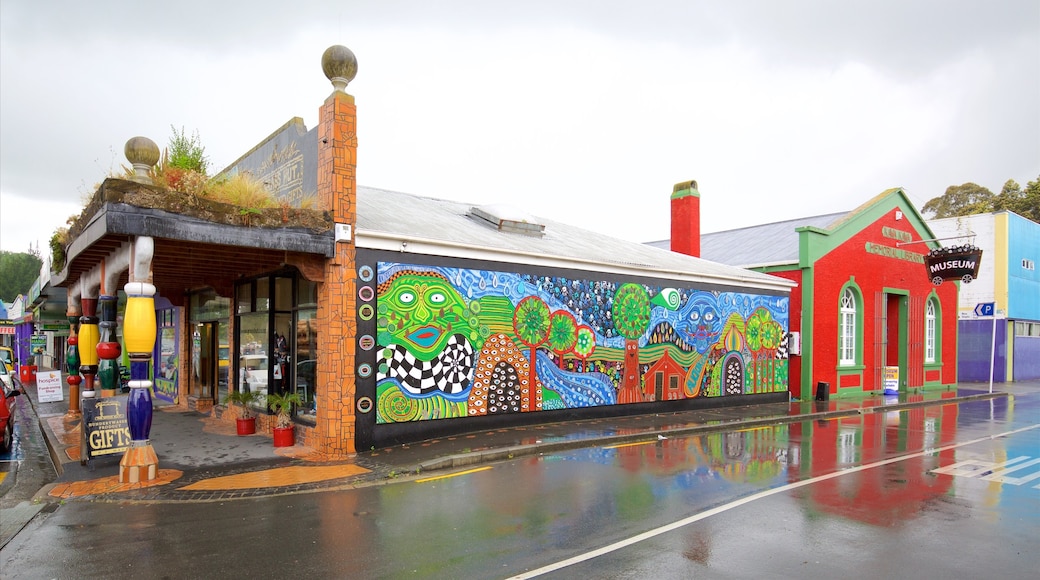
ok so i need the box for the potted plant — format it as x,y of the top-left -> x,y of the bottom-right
267,391 -> 303,447
223,389 -> 261,435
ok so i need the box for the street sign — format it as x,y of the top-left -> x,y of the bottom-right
974,302 -> 995,317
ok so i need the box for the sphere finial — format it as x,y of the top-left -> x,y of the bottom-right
124,137 -> 160,185
321,45 -> 358,92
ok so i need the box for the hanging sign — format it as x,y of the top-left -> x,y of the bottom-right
925,245 -> 983,285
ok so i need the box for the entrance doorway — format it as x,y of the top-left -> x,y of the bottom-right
876,291 -> 908,392
190,321 -> 221,401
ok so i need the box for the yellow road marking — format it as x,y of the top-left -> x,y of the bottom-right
180,464 -> 370,491
603,441 -> 657,450
415,466 -> 492,483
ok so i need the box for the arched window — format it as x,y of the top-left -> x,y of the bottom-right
925,299 -> 937,363
839,288 -> 857,366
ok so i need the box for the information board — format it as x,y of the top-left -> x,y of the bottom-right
82,396 -> 132,459
36,370 -> 64,403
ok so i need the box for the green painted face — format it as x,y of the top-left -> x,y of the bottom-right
381,274 -> 470,356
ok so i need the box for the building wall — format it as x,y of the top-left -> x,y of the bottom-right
804,200 -> 958,397
1007,213 -> 1040,321
355,252 -> 791,448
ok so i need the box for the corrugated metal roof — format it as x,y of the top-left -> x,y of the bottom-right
646,212 -> 849,267
355,186 -> 794,291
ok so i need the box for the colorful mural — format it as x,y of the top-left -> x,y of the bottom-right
372,263 -> 789,424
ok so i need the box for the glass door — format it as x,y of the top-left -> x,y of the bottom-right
190,321 -> 218,400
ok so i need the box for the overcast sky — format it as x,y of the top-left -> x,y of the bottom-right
1,1 -> 1037,258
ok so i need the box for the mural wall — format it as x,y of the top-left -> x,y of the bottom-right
367,262 -> 790,425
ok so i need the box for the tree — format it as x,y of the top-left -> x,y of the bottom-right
513,296 -> 551,392
921,182 -> 994,218
612,283 -> 651,404
0,251 -> 43,302
920,175 -> 1040,223
546,311 -> 577,369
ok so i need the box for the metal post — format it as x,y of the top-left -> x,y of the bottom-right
988,313 -> 996,394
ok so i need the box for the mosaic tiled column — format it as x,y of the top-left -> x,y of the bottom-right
78,298 -> 100,399
65,312 -> 82,417
97,294 -> 122,397
315,45 -> 359,456
118,277 -> 158,483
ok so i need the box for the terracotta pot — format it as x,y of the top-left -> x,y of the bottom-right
236,417 -> 256,436
272,426 -> 295,447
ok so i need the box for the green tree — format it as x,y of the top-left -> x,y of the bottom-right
546,311 -> 578,369
921,176 -> 1040,223
513,296 -> 551,391
0,251 -> 43,302
921,182 -> 994,218
612,283 -> 651,404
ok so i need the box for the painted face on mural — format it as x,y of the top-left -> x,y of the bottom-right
382,274 -> 470,357
677,292 -> 722,354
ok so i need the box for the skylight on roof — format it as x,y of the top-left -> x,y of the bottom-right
469,204 -> 545,237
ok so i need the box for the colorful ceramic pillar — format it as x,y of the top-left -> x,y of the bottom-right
78,297 -> 100,398
119,257 -> 159,483
65,313 -> 82,417
97,294 -> 122,397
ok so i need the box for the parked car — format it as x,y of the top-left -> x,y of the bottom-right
239,354 -> 269,394
0,346 -> 14,373
0,363 -> 23,452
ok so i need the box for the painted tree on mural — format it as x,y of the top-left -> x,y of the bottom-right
612,283 -> 651,404
746,307 -> 782,392
547,311 -> 578,369
573,325 -> 596,372
513,296 -> 551,391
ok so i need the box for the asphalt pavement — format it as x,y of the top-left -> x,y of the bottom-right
1,366 -> 1031,549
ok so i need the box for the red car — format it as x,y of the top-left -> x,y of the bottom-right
0,363 -> 22,452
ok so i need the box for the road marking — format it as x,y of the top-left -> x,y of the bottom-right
603,441 -> 657,450
415,466 -> 492,483
931,455 -> 1040,486
506,423 -> 1040,579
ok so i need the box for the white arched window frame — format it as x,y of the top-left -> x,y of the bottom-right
839,288 -> 857,366
925,299 -> 937,363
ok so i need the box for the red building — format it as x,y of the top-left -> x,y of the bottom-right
653,184 -> 960,400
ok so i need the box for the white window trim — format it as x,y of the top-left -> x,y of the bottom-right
925,300 -> 936,363
839,288 -> 856,366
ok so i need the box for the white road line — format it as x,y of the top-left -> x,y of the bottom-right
505,423 -> 1040,580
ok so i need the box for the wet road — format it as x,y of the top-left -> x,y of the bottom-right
1,394 -> 1037,579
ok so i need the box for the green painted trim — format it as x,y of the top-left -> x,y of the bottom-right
925,290 -> 942,367
800,264 -> 815,400
882,287 -> 909,390
752,263 -> 798,274
670,181 -> 700,200
836,384 -> 864,398
837,278 -> 865,369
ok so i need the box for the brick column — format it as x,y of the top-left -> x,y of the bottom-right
315,89 -> 358,456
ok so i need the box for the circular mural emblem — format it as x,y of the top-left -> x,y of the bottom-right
358,303 -> 375,320
358,265 -> 374,282
358,363 -> 373,378
357,396 -> 373,413
359,335 -> 375,350
358,286 -> 375,302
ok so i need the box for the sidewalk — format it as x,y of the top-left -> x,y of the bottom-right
16,370 -> 1029,505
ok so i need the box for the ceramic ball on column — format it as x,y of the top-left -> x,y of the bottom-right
119,275 -> 159,483
97,295 -> 122,397
78,298 -> 100,398
65,314 -> 82,417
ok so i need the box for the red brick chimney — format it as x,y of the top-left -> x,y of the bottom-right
670,180 -> 700,257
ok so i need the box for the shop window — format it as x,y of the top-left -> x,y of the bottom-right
839,287 -> 857,366
234,271 -> 318,424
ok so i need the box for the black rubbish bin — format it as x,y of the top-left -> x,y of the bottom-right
815,381 -> 830,402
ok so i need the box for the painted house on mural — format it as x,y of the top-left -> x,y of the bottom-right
928,211 -> 1040,382
44,45 -> 795,459
649,184 -> 960,400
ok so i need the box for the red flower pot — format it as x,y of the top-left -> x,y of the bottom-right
236,417 -> 256,436
272,426 -> 295,447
